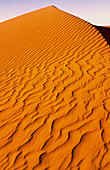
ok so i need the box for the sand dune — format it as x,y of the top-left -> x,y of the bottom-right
0,5 -> 110,169
95,26 -> 110,45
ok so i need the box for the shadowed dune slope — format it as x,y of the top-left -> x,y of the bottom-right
0,6 -> 110,170
95,26 -> 110,45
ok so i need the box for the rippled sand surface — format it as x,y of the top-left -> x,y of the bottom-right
0,6 -> 110,170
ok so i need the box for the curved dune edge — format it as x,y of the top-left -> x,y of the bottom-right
0,6 -> 110,170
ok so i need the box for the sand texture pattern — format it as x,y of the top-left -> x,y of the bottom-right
0,6 -> 110,170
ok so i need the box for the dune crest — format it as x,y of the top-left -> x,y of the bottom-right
0,6 -> 110,169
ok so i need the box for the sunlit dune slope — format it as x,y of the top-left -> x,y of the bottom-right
0,6 -> 110,170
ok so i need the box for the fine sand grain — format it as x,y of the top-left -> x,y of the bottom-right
0,6 -> 110,170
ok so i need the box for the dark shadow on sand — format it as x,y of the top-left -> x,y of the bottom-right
95,26 -> 110,45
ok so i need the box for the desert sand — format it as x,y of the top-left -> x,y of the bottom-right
0,6 -> 110,170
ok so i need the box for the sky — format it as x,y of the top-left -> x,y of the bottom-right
0,0 -> 110,26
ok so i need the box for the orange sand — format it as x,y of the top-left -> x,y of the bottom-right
0,6 -> 110,170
